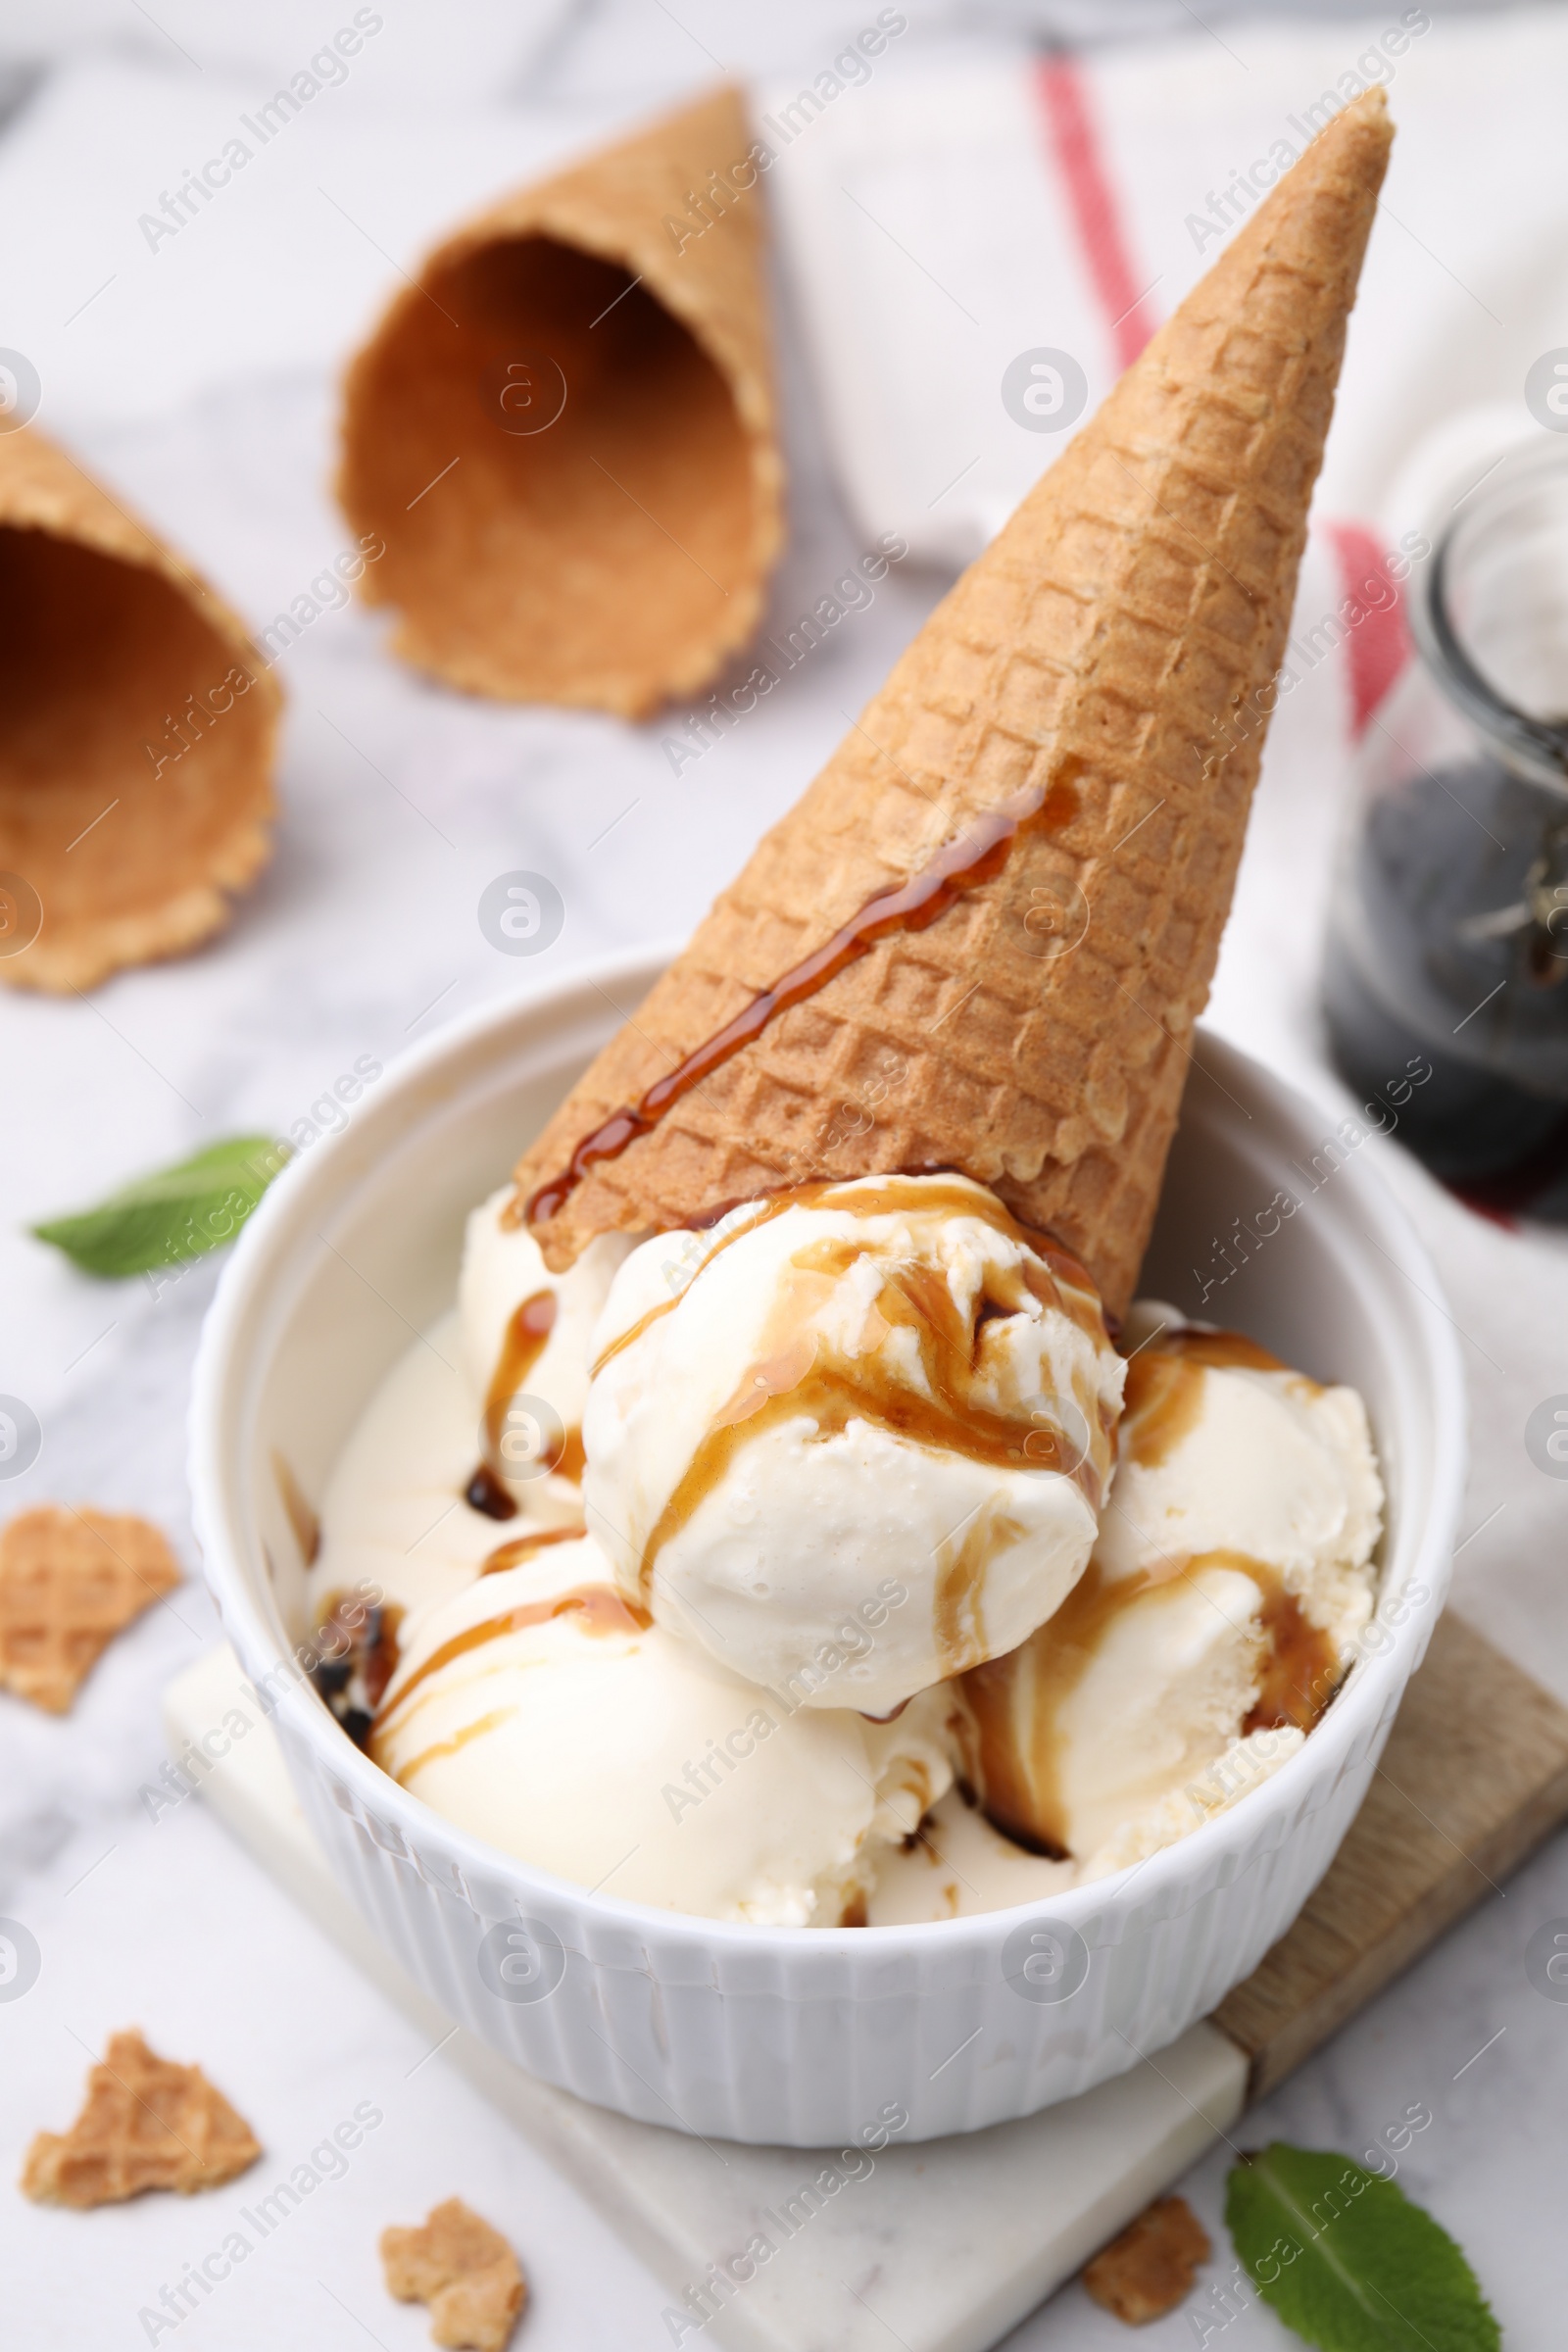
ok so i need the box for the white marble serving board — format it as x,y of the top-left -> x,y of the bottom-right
165,1644 -> 1246,2352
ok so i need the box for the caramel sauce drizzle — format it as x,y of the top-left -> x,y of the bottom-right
931,1502 -> 1010,1678
369,1583 -> 652,1755
522,767 -> 1083,1228
960,1562 -> 1134,1857
1121,1354 -> 1207,1473
1153,1327 -> 1289,1373
1244,1574 -> 1343,1736
465,1289 -> 582,1516
271,1449 -> 320,1567
960,1544 -> 1341,1858
483,1290 -> 557,1464
480,1523 -> 588,1574
391,1708 -> 512,1784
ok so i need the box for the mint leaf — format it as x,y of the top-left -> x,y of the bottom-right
1225,2143 -> 1498,2351
30,1135 -> 289,1277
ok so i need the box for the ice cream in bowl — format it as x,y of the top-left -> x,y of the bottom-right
190,91 -> 1464,2144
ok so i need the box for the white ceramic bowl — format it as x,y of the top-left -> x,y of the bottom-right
190,948 -> 1465,2146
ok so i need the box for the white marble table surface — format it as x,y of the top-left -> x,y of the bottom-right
4,6 -> 1568,2346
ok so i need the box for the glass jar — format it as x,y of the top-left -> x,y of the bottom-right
1322,440 -> 1568,1215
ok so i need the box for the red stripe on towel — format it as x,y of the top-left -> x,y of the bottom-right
1326,520 -> 1413,739
1034,55 -> 1159,368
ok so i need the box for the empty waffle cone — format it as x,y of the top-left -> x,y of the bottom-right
337,84 -> 783,720
514,93 -> 1392,1316
0,426 -> 280,994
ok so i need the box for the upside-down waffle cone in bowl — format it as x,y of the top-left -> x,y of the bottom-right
337,84 -> 783,720
0,426 -> 280,994
514,92 -> 1393,1318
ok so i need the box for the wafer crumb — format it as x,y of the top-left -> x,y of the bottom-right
1082,2194 -> 1211,2324
0,1506 -> 180,1712
382,2197 -> 526,2351
22,2029 -> 261,2207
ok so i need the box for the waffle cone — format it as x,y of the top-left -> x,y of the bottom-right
514,93 -> 1392,1315
0,427 -> 280,994
337,85 -> 783,719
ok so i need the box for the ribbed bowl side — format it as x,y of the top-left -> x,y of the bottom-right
258,1652 -> 1400,2143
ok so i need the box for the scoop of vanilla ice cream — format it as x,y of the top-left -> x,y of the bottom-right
581,1174 -> 1124,1716
1096,1306 -> 1384,1651
369,1532 -> 953,1925
956,1307 -> 1382,1865
459,1185 -> 633,1509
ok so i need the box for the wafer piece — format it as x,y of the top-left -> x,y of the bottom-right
338,85 -> 783,718
1083,2194 -> 1211,2324
513,94 -> 1392,1316
0,426 -> 280,993
0,1505 -> 180,1713
381,2198 -> 527,2352
22,2030 -> 261,2207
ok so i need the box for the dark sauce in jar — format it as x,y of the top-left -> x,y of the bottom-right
1325,755 -> 1568,1217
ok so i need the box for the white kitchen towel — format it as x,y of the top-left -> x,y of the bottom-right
4,10 -> 1564,495
760,11 -> 1568,563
